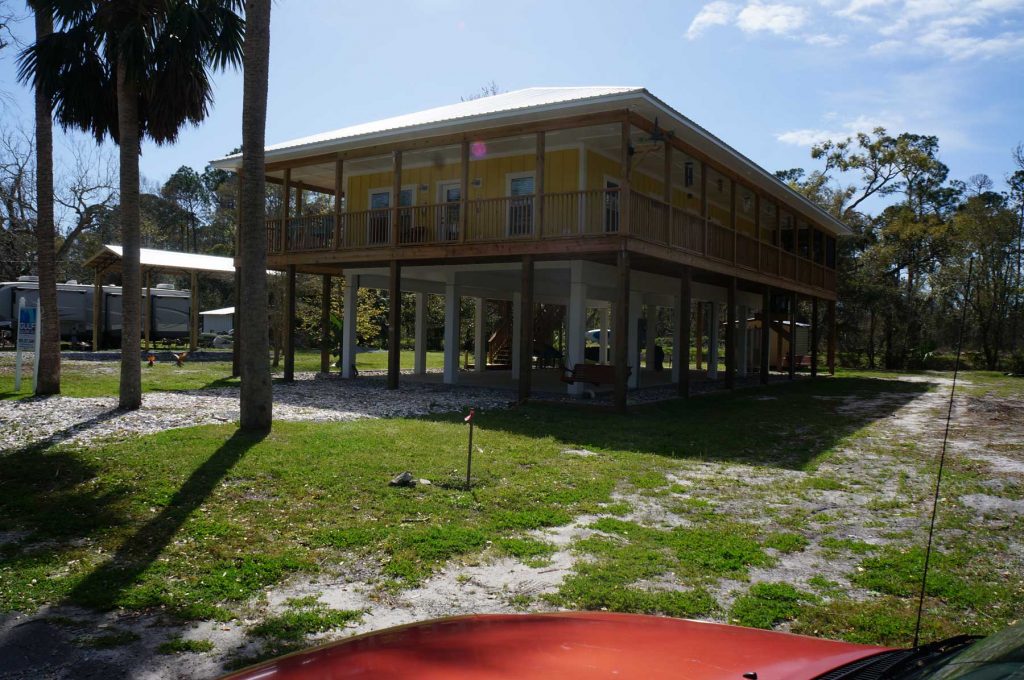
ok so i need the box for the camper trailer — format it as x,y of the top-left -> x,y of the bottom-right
0,277 -> 191,349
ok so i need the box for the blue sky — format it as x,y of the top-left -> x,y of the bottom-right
1,0 -> 1022,201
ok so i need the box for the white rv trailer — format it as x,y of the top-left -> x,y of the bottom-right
0,276 -> 191,348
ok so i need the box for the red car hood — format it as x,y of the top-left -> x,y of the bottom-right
224,612 -> 889,680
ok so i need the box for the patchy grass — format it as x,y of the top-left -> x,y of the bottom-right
730,583 -> 814,629
0,350 -> 445,399
75,629 -> 140,648
157,637 -> 215,654
2,370 -> 1021,654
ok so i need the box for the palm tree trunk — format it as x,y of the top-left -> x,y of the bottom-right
239,0 -> 272,431
117,59 -> 142,410
34,7 -> 60,395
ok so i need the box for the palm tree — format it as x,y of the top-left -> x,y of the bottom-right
32,5 -> 60,396
238,0 -> 271,431
18,0 -> 243,410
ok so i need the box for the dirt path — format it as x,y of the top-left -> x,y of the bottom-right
1,374 -> 1021,678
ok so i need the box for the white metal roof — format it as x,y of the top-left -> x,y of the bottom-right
210,86 -> 850,235
200,306 -> 235,316
264,86 -> 641,153
88,245 -> 236,274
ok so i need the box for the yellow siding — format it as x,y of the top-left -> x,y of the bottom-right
345,148 -> 579,212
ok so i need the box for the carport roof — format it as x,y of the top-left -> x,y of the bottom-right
85,245 -> 236,275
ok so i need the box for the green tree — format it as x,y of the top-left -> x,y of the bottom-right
162,165 -> 211,252
19,0 -> 243,410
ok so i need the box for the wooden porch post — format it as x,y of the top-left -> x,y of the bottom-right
333,159 -> 343,248
189,271 -> 199,351
282,168 -> 291,253
144,270 -> 152,351
695,301 -> 704,370
534,132 -> 545,238
518,255 -> 534,403
614,249 -> 630,412
700,161 -> 708,254
810,296 -> 819,378
92,268 -> 103,350
664,142 -> 673,243
827,299 -> 837,375
296,182 -> 304,216
619,118 -> 631,235
284,264 -> 296,382
391,151 -> 402,246
678,266 -> 691,398
730,179 -> 737,265
787,292 -> 796,380
725,277 -> 736,389
387,260 -> 401,389
320,274 -> 332,374
760,288 -> 771,384
459,140 -> 469,242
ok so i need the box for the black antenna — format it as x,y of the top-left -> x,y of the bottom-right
913,257 -> 974,648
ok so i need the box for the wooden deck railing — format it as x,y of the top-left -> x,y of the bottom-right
265,188 -> 836,292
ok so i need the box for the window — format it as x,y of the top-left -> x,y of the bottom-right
507,174 -> 534,236
826,235 -> 837,269
684,162 -> 694,187
812,229 -> 824,264
780,212 -> 795,253
797,221 -> 810,259
367,189 -> 414,244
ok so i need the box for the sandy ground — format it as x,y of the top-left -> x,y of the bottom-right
1,374 -> 1021,678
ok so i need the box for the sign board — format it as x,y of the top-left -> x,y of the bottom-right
16,305 -> 37,351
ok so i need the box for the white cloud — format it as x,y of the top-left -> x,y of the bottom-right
806,32 -> 847,46
686,1 -> 738,40
736,2 -> 809,35
776,114 -> 903,146
684,0 -> 1024,62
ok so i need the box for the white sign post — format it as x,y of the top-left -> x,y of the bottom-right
14,296 -> 40,393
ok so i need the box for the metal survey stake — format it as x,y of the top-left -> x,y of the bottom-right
464,408 -> 475,489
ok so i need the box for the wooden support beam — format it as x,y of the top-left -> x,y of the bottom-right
320,274 -> 332,374
92,270 -> 103,351
700,161 -> 708,255
387,260 -> 401,389
333,159 -> 344,248
284,264 -> 296,382
678,266 -> 691,398
730,179 -> 737,265
517,255 -> 534,403
787,292 -> 796,380
614,249 -> 631,412
282,168 -> 291,253
664,143 -> 673,243
144,270 -> 152,351
725,276 -> 736,389
695,301 -> 704,370
619,119 -> 631,235
827,299 -> 837,376
296,182 -> 304,217
459,140 -> 469,242
760,288 -> 771,384
391,151 -> 402,247
810,296 -> 819,378
534,132 -> 545,238
189,271 -> 199,351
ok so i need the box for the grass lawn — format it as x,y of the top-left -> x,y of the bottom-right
0,349 -> 445,399
1,369 -> 1021,658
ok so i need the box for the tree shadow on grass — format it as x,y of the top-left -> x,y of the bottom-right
0,407 -> 129,539
62,429 -> 265,610
434,377 -> 933,471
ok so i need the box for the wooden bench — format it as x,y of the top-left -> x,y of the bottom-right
561,363 -> 629,387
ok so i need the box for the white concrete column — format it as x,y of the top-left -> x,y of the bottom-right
645,305 -> 657,369
443,277 -> 460,384
599,307 -> 610,365
511,291 -> 522,379
342,274 -> 359,378
413,292 -> 427,375
672,295 -> 682,383
474,297 -> 486,373
566,262 -> 587,395
708,302 -> 720,379
737,304 -> 749,377
628,291 -> 642,388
